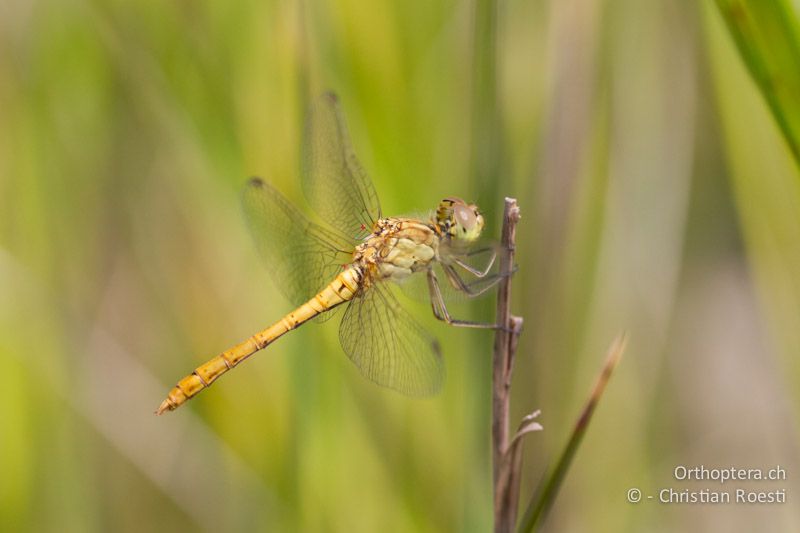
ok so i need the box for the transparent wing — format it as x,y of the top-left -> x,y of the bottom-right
242,177 -> 354,321
302,92 -> 381,241
339,284 -> 444,396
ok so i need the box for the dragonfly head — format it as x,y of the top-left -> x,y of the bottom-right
436,197 -> 484,244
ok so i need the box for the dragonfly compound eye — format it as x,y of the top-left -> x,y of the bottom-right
454,204 -> 476,230
452,204 -> 483,242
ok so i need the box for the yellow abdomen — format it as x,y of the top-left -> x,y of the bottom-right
156,267 -> 362,414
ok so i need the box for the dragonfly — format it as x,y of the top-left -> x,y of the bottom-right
156,92 -> 503,414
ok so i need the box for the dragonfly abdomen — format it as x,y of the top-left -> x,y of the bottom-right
156,267 -> 362,414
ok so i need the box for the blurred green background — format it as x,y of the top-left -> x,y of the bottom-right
1,0 -> 799,531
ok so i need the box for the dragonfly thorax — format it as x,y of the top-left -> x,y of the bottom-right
353,217 -> 438,284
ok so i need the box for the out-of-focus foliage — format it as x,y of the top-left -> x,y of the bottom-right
0,1 -> 798,531
715,0 -> 800,168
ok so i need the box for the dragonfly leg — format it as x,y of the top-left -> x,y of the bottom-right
427,270 -> 502,329
464,245 -> 497,259
442,263 -> 503,298
448,245 -> 497,278
451,248 -> 496,278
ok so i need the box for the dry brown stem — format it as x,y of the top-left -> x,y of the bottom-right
492,198 -> 525,532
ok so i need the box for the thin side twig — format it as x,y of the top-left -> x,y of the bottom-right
492,197 -> 523,533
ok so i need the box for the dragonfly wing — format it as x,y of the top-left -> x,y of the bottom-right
242,177 -> 353,321
339,283 -> 444,396
302,92 -> 381,240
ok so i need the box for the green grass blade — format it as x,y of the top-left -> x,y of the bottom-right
714,0 -> 800,169
517,333 -> 627,533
